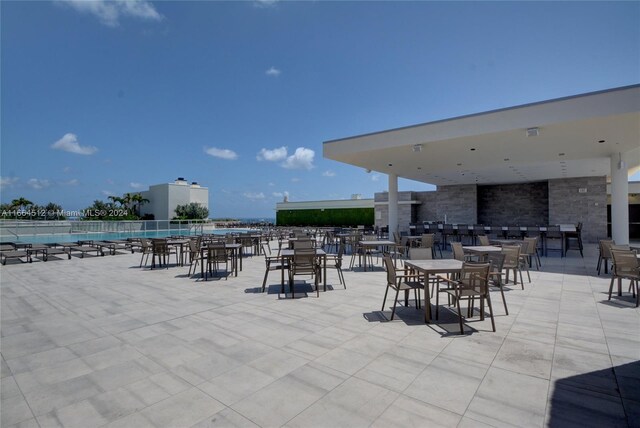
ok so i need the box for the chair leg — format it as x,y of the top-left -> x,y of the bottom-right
381,285 -> 390,311
262,267 -> 270,292
608,277 -> 615,300
390,288 -> 401,320
486,293 -> 496,332
498,282 -> 509,315
455,295 -> 464,334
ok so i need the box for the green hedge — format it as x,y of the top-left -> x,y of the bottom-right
276,208 -> 374,227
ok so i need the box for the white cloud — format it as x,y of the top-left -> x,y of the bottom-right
322,170 -> 336,177
268,182 -> 275,187
265,66 -> 281,77
243,192 -> 265,200
204,147 -> 238,160
0,176 -> 19,189
257,146 -> 287,162
51,133 -> 98,155
102,190 -> 114,196
272,191 -> 289,198
62,179 -> 79,186
106,179 -> 115,185
27,178 -> 51,190
282,147 -> 315,170
130,182 -> 144,189
291,177 -> 300,183
57,0 -> 163,27
371,174 -> 381,182
255,0 -> 279,7
63,166 -> 72,173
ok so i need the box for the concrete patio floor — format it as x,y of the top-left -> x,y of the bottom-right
1,242 -> 639,428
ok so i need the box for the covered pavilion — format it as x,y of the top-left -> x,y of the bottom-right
324,84 -> 640,244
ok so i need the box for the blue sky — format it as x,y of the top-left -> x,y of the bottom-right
1,1 -> 639,219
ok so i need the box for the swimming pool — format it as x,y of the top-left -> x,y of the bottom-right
2,229 -> 255,244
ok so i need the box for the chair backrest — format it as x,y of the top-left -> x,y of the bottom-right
459,262 -> 490,293
610,249 -> 639,277
486,252 -> 505,272
291,248 -> 317,275
546,225 -> 562,239
421,233 -> 434,249
478,235 -> 490,246
451,242 -> 465,261
383,254 -> 397,285
501,245 -> 521,267
293,239 -> 313,249
261,242 -> 271,257
152,239 -> 169,254
409,247 -> 433,260
599,239 -> 615,259
522,237 -> 538,255
207,242 -> 227,261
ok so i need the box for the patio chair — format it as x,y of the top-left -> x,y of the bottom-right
597,239 -> 615,275
457,224 -> 473,245
288,247 -> 321,298
522,236 -> 541,270
478,235 -> 491,246
151,239 -> 178,269
381,254 -> 422,321
187,238 -> 204,276
544,225 -> 563,257
323,242 -> 346,289
486,252 -> 508,315
608,249 -> 639,307
502,245 -> 524,288
204,242 -> 228,280
438,262 -> 494,334
261,242 -> 288,292
564,222 -> 584,257
421,233 -> 442,258
139,238 -> 153,267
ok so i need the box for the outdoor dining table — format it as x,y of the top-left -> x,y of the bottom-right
358,240 -> 398,271
404,259 -> 463,323
166,239 -> 190,266
199,243 -> 243,278
280,248 -> 328,291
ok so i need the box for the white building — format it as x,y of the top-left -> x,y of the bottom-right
139,178 -> 209,220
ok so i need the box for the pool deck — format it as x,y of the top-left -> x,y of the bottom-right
1,242 -> 639,427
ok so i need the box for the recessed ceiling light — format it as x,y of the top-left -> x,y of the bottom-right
470,148 -> 476,151
598,140 -> 605,143
388,163 -> 393,167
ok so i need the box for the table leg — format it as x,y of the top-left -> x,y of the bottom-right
424,274 -> 432,324
323,255 -> 327,291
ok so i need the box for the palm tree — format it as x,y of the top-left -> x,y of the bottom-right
11,197 -> 33,212
129,193 -> 149,217
108,195 -> 125,206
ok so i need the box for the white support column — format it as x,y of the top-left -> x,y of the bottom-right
610,154 -> 629,245
388,173 -> 398,238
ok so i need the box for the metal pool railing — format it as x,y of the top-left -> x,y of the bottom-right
0,219 -> 211,240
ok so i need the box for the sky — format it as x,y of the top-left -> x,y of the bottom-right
1,0 -> 639,219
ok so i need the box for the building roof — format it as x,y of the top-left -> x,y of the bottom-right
323,85 -> 640,186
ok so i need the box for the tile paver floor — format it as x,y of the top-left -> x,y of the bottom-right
1,242 -> 639,427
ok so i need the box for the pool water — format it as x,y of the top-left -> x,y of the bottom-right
4,229 -> 254,244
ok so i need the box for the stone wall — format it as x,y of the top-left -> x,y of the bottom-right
477,182 -> 549,226
375,177 -> 607,242
374,192 -> 415,233
549,176 -> 607,243
435,185 -> 478,225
